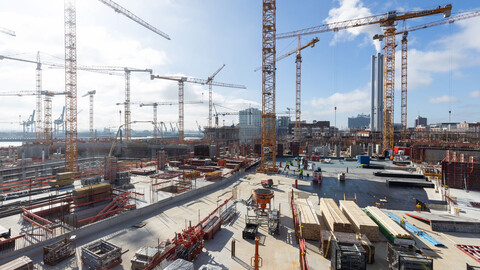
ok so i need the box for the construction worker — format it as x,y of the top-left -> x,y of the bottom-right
299,169 -> 304,179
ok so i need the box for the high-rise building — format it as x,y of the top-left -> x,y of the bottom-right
370,53 -> 384,131
238,108 -> 261,143
348,114 -> 370,130
415,116 -> 427,127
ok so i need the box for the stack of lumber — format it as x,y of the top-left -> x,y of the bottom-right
296,199 -> 321,240
320,230 -> 375,263
364,206 -> 414,245
340,200 -> 380,242
320,198 -> 352,233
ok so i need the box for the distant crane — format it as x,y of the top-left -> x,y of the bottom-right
277,4 -> 452,153
54,106 -> 66,136
139,101 -> 202,141
196,120 -> 202,136
256,37 -> 319,141
0,26 -> 15,36
21,110 -> 36,137
205,64 -> 225,127
82,90 -> 97,140
63,0 -> 170,173
150,75 -> 246,141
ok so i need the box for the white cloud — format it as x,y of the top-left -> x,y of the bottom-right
311,86 -> 370,116
470,91 -> 480,98
325,0 -> 382,52
428,95 -> 458,104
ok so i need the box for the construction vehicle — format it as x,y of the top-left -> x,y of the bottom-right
43,235 -> 76,266
261,178 -> 273,188
387,242 -> 433,270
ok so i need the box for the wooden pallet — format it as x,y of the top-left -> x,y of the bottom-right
340,200 -> 380,242
296,199 -> 321,240
320,198 -> 352,233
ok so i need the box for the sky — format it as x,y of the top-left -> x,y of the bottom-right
0,0 -> 479,132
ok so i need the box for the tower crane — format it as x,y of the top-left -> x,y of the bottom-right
51,64 -> 153,141
63,0 -> 170,173
277,4 -> 452,154
372,9 -> 480,142
150,75 -> 246,141
205,64 -> 225,127
0,26 -> 15,36
82,90 -> 96,140
0,53 -> 64,142
260,0 -> 277,172
255,37 -> 319,141
139,101 -> 203,141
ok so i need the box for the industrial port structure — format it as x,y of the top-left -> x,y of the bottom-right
0,1 -> 480,269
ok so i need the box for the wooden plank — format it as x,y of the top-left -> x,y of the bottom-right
365,206 -> 412,239
320,198 -> 352,233
296,199 -> 321,240
340,200 -> 380,242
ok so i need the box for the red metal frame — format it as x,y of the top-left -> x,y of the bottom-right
457,244 -> 480,263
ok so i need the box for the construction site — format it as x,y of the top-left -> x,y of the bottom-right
0,1 -> 480,269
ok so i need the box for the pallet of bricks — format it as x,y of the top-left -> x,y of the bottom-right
43,236 -> 76,266
296,198 -> 321,240
73,184 -> 111,205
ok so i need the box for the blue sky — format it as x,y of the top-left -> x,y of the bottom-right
0,0 -> 479,132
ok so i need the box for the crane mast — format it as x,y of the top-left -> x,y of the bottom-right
206,64 -> 226,128
36,52 -> 43,142
400,32 -> 408,142
261,0 -> 277,172
64,0 -> 78,172
295,37 -> 302,141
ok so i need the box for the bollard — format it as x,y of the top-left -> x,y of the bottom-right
295,179 -> 298,189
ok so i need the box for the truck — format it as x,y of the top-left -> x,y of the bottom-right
387,243 -> 433,270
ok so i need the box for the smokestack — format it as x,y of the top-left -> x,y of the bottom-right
377,53 -> 383,132
371,55 -> 376,131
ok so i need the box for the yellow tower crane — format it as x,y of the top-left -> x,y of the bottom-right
373,9 -> 480,142
150,75 -> 246,141
260,0 -> 277,173
277,4 -> 452,154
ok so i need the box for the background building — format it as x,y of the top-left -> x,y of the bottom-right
348,114 -> 370,130
238,108 -> 261,143
415,116 -> 427,127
